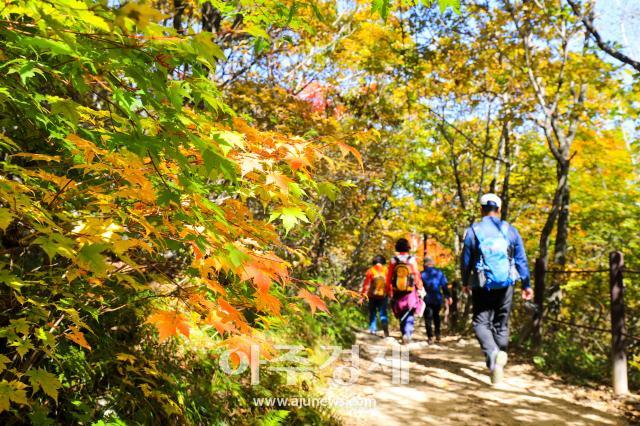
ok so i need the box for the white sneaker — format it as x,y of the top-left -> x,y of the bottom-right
402,334 -> 412,344
491,350 -> 508,385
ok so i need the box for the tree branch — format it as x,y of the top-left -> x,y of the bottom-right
566,0 -> 640,72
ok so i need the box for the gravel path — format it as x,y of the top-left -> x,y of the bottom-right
325,330 -> 630,425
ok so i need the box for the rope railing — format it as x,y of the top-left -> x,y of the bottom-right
449,252 -> 636,395
531,251 -> 630,395
544,267 -> 640,275
543,317 -> 640,343
545,268 -> 608,274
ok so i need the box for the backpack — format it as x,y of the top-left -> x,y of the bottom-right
368,267 -> 387,299
472,221 -> 516,289
392,256 -> 415,293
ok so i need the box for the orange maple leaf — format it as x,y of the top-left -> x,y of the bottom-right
265,171 -> 293,195
206,310 -> 236,335
336,141 -> 363,170
217,298 -> 250,333
297,289 -> 329,315
258,252 -> 289,283
255,290 -> 281,315
203,277 -> 227,295
240,260 -> 273,292
240,253 -> 288,291
219,335 -> 275,369
284,144 -> 313,171
65,326 -> 92,350
318,284 -> 337,301
146,310 -> 191,342
190,242 -> 204,261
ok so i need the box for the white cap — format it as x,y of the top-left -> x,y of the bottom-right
480,193 -> 502,209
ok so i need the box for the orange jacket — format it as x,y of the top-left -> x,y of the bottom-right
386,253 -> 423,297
362,264 -> 387,295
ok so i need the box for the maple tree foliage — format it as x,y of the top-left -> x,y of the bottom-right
0,0 -> 366,422
1,0 -> 639,423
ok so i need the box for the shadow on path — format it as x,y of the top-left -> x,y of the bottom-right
326,331 -> 627,426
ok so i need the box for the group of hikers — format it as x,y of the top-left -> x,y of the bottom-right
360,193 -> 534,385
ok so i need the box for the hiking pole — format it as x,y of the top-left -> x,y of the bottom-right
400,308 -> 415,323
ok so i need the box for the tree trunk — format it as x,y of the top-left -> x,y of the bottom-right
339,180 -> 397,288
202,2 -> 222,33
479,107 -> 492,199
173,0 -> 186,34
440,124 -> 466,211
553,161 -> 570,265
491,125 -> 505,194
500,121 -> 511,221
538,167 -> 567,264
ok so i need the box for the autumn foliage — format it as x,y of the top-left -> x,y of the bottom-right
1,0 -> 640,423
0,0 -> 361,422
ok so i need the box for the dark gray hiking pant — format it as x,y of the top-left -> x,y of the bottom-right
472,285 -> 514,371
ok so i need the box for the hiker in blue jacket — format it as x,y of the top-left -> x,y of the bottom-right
421,257 -> 452,344
461,193 -> 533,385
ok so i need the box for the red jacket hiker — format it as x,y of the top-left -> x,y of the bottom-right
361,263 -> 387,296
362,255 -> 389,336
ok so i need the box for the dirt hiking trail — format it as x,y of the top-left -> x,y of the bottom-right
326,329 -> 632,425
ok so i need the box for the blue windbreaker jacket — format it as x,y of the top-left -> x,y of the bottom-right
460,216 -> 531,289
421,267 -> 450,305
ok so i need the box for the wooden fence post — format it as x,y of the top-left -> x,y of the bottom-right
532,257 -> 546,346
610,251 -> 628,396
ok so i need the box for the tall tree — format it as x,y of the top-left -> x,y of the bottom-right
505,0 -> 586,266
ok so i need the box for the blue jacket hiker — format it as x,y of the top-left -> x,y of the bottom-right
361,255 -> 389,337
461,219 -> 530,291
421,257 -> 451,343
460,193 -> 533,386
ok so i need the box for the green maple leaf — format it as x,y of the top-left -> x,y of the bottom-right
0,271 -> 26,291
0,380 -> 28,413
10,318 -> 30,335
34,234 -> 76,261
224,243 -> 249,267
22,37 -> 74,57
0,208 -> 13,231
50,99 -> 81,126
438,0 -> 460,13
270,206 -> 309,233
77,243 -> 110,276
12,339 -> 34,358
371,0 -> 391,20
0,355 -> 10,374
18,62 -> 38,85
27,369 -> 61,402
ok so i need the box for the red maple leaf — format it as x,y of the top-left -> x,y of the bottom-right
297,288 -> 329,315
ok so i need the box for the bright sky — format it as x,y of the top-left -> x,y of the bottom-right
595,0 -> 640,62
